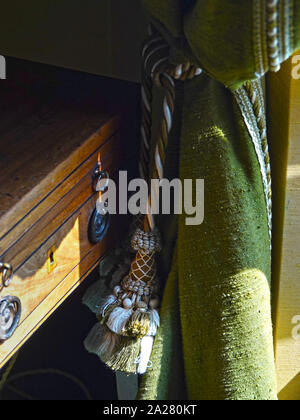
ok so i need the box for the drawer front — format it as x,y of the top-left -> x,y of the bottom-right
0,126 -> 120,258
0,130 -> 126,366
0,192 -> 118,367
0,133 -> 120,268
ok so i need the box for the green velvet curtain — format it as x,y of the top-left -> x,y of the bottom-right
137,0 -> 300,400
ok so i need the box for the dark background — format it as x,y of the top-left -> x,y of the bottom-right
0,0 -> 147,83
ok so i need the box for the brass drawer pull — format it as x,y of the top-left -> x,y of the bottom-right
88,209 -> 110,244
0,296 -> 21,341
89,166 -> 110,244
0,262 -> 13,287
92,166 -> 109,193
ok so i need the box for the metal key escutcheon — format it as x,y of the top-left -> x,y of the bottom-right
0,296 -> 21,341
88,166 -> 110,244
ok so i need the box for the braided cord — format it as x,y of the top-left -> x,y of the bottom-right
140,31 -> 202,232
245,80 -> 272,220
139,34 -> 167,183
145,73 -> 175,231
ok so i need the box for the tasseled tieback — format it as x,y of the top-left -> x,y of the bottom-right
84,27 -> 202,375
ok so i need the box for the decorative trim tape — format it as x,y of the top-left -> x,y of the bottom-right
279,0 -> 293,61
267,0 -> 281,72
253,0 -> 294,75
234,82 -> 272,240
254,0 -> 268,76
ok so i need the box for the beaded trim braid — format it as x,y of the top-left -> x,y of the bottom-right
253,0 -> 268,77
254,0 -> 294,75
235,80 -> 272,241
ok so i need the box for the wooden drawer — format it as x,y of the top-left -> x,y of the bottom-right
0,130 -> 120,269
0,76 -> 134,367
0,194 -> 120,367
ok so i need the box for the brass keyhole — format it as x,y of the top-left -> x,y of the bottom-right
47,246 -> 57,273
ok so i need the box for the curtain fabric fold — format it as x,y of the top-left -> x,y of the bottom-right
142,0 -> 299,89
137,0 -> 300,400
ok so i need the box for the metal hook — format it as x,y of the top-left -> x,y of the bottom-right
92,166 -> 109,193
0,262 -> 13,288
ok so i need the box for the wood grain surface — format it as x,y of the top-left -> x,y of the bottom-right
0,73 -> 132,367
0,101 -> 119,237
0,133 -> 120,268
0,194 -> 119,368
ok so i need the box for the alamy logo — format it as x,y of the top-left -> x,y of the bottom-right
292,315 -> 300,340
292,55 -> 300,80
96,171 -> 205,226
0,55 -> 6,80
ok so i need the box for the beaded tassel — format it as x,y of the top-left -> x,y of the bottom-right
98,228 -> 161,374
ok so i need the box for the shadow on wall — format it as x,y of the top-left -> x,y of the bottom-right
0,0 -> 147,83
278,372 -> 300,401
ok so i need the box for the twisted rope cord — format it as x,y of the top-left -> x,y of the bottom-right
139,35 -> 167,183
145,73 -> 175,231
245,80 -> 272,233
235,80 -> 273,240
139,32 -> 202,232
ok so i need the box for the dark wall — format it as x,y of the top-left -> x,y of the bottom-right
0,0 -> 147,82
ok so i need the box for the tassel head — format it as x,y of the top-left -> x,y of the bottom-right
125,308 -> 151,338
86,226 -> 162,375
84,323 -> 121,362
106,306 -> 133,335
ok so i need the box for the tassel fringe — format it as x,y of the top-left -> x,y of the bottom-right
84,323 -> 121,362
125,309 -> 151,338
106,337 -> 141,374
99,295 -> 117,318
148,309 -> 160,336
106,307 -> 133,335
137,336 -> 154,375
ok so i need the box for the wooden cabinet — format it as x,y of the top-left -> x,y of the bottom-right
0,65 -> 138,368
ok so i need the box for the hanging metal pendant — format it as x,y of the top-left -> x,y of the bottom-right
88,164 -> 110,244
0,296 -> 21,341
88,208 -> 110,244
